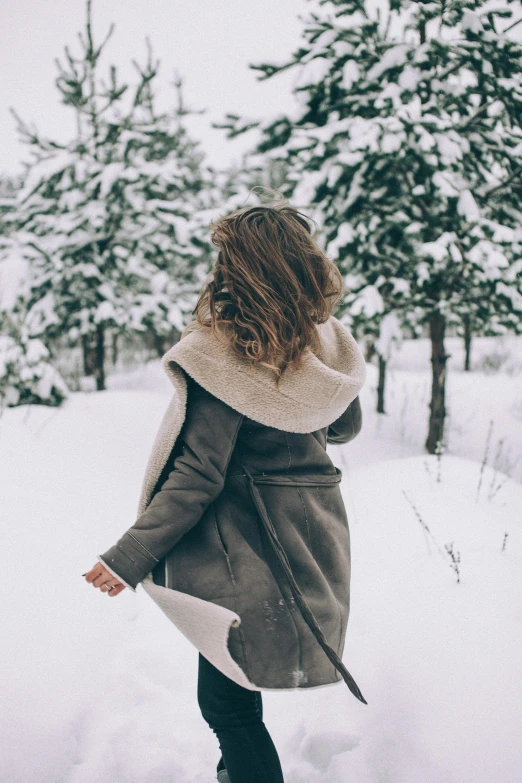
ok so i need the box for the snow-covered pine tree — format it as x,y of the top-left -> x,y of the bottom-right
8,0 -> 213,390
218,0 -> 522,453
0,324 -> 69,410
0,235 -> 69,410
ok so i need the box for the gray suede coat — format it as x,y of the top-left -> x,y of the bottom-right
99,316 -> 367,703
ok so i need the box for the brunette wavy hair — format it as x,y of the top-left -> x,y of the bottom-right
185,189 -> 344,386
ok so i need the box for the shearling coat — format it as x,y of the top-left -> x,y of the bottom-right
99,315 -> 367,703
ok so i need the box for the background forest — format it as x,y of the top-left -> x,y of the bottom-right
2,0 -> 522,453
1,2 -> 521,782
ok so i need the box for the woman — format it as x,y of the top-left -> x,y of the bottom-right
84,193 -> 367,783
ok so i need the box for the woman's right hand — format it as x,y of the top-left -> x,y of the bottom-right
84,562 -> 127,597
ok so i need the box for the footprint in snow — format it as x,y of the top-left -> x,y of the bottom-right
300,730 -> 360,772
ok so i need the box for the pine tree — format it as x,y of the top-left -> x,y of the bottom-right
0,324 -> 69,410
0,235 -> 69,410
9,0 -> 213,390
218,0 -> 522,453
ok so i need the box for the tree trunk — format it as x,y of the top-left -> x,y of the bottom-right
463,314 -> 472,372
82,334 -> 96,376
425,312 -> 448,454
365,339 -> 376,363
377,354 -> 386,414
111,331 -> 118,366
94,323 -> 105,391
153,332 -> 168,358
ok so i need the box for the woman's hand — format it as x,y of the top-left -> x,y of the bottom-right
84,563 -> 126,597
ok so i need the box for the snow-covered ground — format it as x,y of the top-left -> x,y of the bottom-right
1,347 -> 521,782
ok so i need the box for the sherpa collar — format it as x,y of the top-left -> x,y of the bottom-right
136,315 -> 366,516
162,315 -> 366,433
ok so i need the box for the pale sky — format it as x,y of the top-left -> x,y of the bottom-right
0,0 -> 313,178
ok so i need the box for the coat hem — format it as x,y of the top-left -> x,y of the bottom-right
139,574 -> 346,692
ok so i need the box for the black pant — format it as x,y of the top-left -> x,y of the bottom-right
197,653 -> 285,782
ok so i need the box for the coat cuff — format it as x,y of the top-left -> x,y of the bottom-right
98,531 -> 159,590
96,556 -> 137,592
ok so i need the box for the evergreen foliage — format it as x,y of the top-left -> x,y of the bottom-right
0,191 -> 67,410
7,0 -> 214,389
217,0 -> 522,450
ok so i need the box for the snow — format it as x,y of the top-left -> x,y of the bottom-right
331,10 -> 367,31
374,312 -> 402,361
487,99 -> 505,119
497,281 -> 522,311
461,11 -> 483,34
398,65 -> 423,92
94,300 -> 118,324
380,129 -> 404,153
1,344 -> 521,782
167,304 -> 186,332
374,81 -> 402,108
420,233 -> 452,263
434,131 -> 466,163
468,240 -> 509,277
344,166 -> 365,208
390,276 -> 410,295
0,244 -> 30,310
292,56 -> 331,91
24,336 -> 48,363
432,169 -> 461,197
292,170 -> 326,209
349,118 -> 380,152
457,188 -> 480,222
333,40 -> 354,59
341,60 -> 359,91
349,285 -> 384,318
327,222 -> 354,256
366,44 -> 410,81
158,213 -> 190,244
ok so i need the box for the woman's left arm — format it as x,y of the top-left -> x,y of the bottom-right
97,380 -> 244,590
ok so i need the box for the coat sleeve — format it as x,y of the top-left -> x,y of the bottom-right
98,379 -> 245,589
326,395 -> 362,445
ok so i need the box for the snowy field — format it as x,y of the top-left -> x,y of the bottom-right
1,338 -> 521,782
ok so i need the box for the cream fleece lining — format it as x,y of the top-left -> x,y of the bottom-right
180,343 -> 346,411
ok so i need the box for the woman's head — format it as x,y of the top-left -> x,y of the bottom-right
189,189 -> 344,384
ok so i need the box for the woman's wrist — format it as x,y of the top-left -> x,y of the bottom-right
97,556 -> 137,592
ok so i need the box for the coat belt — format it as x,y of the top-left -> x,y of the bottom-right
241,463 -> 367,705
